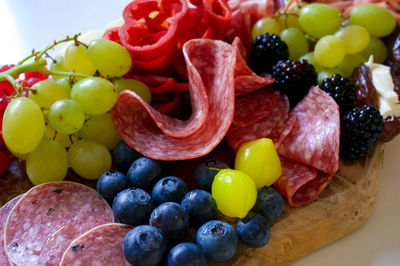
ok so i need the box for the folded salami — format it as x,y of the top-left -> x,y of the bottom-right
60,223 -> 132,266
4,182 -> 114,266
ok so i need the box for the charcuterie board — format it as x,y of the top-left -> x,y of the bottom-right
0,143 -> 384,265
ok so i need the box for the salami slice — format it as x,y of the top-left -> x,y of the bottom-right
0,195 -> 22,266
277,86 -> 340,176
226,94 -> 289,152
274,157 -> 332,207
5,182 -> 114,266
268,110 -> 297,150
60,223 -> 132,266
233,88 -> 280,127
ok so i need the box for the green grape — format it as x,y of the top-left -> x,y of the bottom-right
350,4 -> 396,37
212,169 -> 257,218
334,25 -> 370,54
29,80 -> 69,109
317,68 -> 344,84
2,97 -> 44,154
45,124 -> 74,148
337,54 -> 366,77
64,43 -> 96,76
87,39 -> 132,77
77,113 -> 121,150
113,78 -> 152,103
49,56 -> 67,80
299,4 -> 342,38
235,138 -> 281,188
359,37 -> 387,63
68,140 -> 112,180
280,28 -> 309,60
314,35 -> 346,68
71,77 -> 118,115
56,77 -> 72,98
252,17 -> 283,39
277,12 -> 301,29
26,140 -> 68,185
48,99 -> 85,134
300,52 -> 323,72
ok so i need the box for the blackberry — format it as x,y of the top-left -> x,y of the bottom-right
272,59 -> 318,108
320,74 -> 356,112
340,105 -> 384,160
250,33 -> 289,74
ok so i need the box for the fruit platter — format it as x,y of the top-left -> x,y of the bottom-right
1,0 -> 400,265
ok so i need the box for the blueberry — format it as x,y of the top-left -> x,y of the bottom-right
112,140 -> 141,172
149,202 -> 190,240
123,225 -> 167,266
112,188 -> 154,226
127,157 -> 162,191
196,220 -> 238,262
181,189 -> 218,227
237,212 -> 270,248
96,170 -> 130,204
194,159 -> 229,192
251,186 -> 284,221
167,242 -> 207,266
152,176 -> 188,205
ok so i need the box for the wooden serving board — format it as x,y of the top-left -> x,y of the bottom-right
0,144 -> 384,266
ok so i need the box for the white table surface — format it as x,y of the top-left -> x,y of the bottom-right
0,1 -> 399,265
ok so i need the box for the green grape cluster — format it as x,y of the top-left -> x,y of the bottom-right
251,3 -> 395,81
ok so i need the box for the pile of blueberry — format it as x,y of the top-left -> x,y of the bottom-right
97,140 -> 284,266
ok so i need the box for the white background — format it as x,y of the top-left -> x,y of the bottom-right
0,0 -> 399,265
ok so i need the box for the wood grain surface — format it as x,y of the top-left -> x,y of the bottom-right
0,144 -> 384,265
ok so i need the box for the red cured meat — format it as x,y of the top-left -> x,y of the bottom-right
60,223 -> 133,266
277,86 -> 340,176
111,39 -> 236,160
0,195 -> 22,266
268,110 -> 297,150
233,88 -> 280,127
274,157 -> 332,207
226,94 -> 289,152
5,182 -> 114,266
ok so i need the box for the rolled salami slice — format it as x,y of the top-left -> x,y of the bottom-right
0,195 -> 23,266
5,182 -> 114,266
277,86 -> 340,176
268,110 -> 297,150
60,223 -> 132,266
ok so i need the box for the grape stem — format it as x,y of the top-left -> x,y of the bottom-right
209,167 -> 223,172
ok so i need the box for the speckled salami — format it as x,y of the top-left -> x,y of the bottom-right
277,86 -> 340,176
268,110 -> 297,150
0,195 -> 22,266
233,88 -> 280,127
111,39 -> 236,160
5,182 -> 114,266
60,223 -> 132,266
226,94 -> 289,152
274,157 -> 332,207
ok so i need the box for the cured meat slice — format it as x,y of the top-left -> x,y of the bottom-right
274,157 -> 332,207
111,39 -> 236,160
226,94 -> 289,152
0,195 -> 22,266
233,88 -> 280,127
277,86 -> 340,176
268,110 -> 297,150
5,182 -> 114,266
60,223 -> 132,266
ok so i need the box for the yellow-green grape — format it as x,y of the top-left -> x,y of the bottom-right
45,124 -> 74,148
29,80 -> 69,109
252,17 -> 283,39
26,140 -> 68,185
2,97 -> 44,154
113,78 -> 152,103
68,140 -> 112,180
212,169 -> 257,218
359,37 -> 387,64
64,43 -> 96,76
11,151 -> 28,161
277,12 -> 301,29
48,99 -> 85,134
77,113 -> 121,150
234,138 -> 282,188
71,77 -> 118,115
280,28 -> 309,60
337,54 -> 366,77
301,52 -> 323,72
314,35 -> 346,68
334,25 -> 370,54
87,39 -> 132,77
49,56 -> 67,80
56,77 -> 72,98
